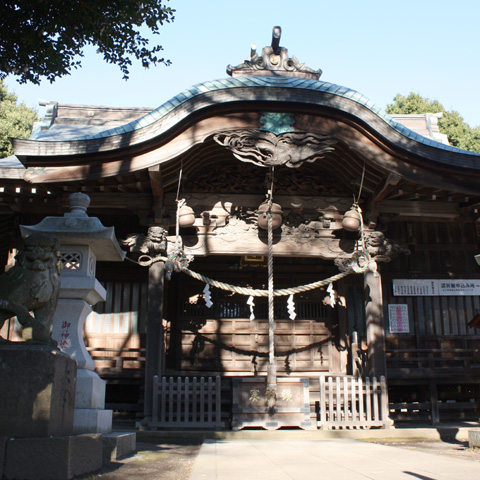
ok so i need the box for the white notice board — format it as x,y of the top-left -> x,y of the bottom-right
393,279 -> 480,296
388,304 -> 409,334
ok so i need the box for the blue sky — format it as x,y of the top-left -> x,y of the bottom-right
5,0 -> 480,127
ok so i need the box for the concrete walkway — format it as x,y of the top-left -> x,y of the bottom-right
189,438 -> 479,480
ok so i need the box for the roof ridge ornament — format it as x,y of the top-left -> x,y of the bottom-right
227,26 -> 322,80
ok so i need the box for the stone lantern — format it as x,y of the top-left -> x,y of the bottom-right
20,192 -> 125,435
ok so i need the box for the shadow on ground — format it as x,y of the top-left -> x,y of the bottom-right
78,441 -> 202,480
366,438 -> 480,463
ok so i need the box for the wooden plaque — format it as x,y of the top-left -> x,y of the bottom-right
231,377 -> 315,430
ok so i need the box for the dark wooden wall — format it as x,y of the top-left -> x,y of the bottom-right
381,219 -> 480,349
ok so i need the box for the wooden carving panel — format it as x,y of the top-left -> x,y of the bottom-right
183,162 -> 345,196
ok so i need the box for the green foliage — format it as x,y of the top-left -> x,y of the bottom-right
0,80 -> 38,158
386,93 -> 480,153
0,1 -> 175,85
386,93 -> 445,116
438,111 -> 480,153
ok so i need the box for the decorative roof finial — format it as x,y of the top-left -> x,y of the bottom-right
227,26 -> 322,80
271,26 -> 281,54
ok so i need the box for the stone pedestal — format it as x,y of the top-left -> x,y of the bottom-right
0,345 -> 76,438
3,434 -> 102,480
469,429 -> 480,447
73,407 -> 113,435
103,432 -> 137,463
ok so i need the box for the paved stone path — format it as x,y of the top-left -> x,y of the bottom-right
189,438 -> 480,480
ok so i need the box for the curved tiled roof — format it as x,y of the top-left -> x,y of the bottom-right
44,75 -> 478,158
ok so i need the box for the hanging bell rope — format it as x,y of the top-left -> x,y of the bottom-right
175,159 -> 184,248
175,198 -> 186,248
354,164 -> 366,205
266,167 -> 277,409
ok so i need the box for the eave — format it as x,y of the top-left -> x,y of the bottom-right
9,76 -> 480,199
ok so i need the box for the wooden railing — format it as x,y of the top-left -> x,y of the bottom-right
317,376 -> 392,429
86,347 -> 146,377
151,376 -> 224,429
389,400 -> 480,424
386,348 -> 480,371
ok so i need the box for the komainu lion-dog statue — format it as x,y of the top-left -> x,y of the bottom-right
0,233 -> 62,346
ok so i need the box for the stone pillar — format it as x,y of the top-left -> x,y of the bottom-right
20,193 -> 125,435
364,270 -> 387,378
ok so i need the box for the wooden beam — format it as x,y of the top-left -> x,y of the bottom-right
148,165 -> 163,200
148,165 -> 164,224
371,173 -> 402,204
79,192 -> 152,210
378,200 -> 460,219
170,231 -> 355,259
366,173 -> 402,228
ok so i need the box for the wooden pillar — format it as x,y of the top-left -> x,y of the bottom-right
336,282 -> 348,374
143,261 -> 165,420
364,270 -> 387,378
429,380 -> 440,424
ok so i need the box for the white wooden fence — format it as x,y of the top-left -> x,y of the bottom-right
151,376 -> 224,429
318,375 -> 392,429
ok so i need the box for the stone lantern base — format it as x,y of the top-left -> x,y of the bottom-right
73,369 -> 113,434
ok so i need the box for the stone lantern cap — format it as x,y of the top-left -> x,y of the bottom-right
20,192 -> 125,262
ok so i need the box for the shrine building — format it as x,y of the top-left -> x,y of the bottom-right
2,27 -> 480,429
